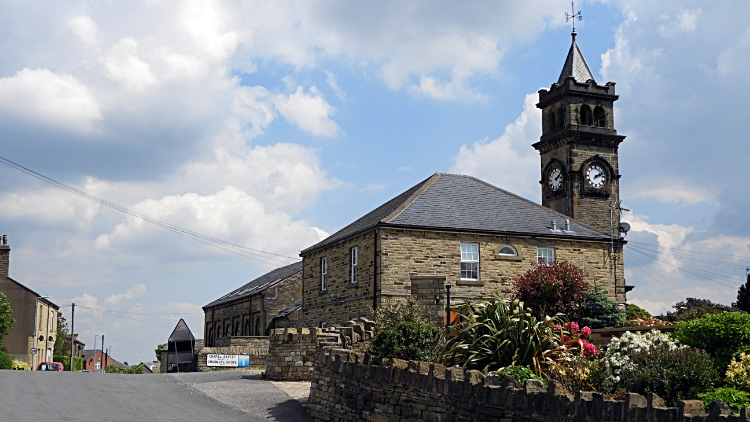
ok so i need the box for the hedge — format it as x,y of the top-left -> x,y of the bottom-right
53,355 -> 83,371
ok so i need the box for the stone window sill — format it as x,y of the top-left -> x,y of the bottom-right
318,289 -> 328,295
494,255 -> 524,262
457,279 -> 483,286
346,282 -> 359,289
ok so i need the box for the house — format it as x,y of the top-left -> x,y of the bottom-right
203,261 -> 302,346
299,32 -> 629,327
82,349 -> 124,372
0,236 -> 60,368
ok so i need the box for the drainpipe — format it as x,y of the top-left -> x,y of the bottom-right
372,228 -> 378,311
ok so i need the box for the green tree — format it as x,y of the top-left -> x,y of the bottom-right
577,287 -> 625,329
737,273 -> 750,312
0,293 -> 14,348
667,298 -> 735,322
53,315 -> 69,356
155,343 -> 167,361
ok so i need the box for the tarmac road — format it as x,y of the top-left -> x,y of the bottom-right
0,369 -> 312,422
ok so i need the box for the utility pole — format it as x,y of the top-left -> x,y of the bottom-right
101,335 -> 105,372
69,303 -> 75,371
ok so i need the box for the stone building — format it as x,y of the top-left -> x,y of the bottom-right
203,261 -> 302,346
0,236 -> 60,368
299,33 -> 628,328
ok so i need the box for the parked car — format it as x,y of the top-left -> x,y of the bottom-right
36,362 -> 63,371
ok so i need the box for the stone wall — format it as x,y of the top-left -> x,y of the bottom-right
302,227 -> 625,328
266,320 -> 374,381
214,336 -> 268,348
308,345 -> 749,422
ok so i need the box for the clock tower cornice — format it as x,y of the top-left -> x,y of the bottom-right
533,130 -> 625,152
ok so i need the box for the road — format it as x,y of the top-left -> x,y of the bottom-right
0,370 -> 313,422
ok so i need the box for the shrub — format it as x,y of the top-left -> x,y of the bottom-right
371,296 -> 430,331
0,349 -> 13,369
513,261 -> 589,317
104,364 -> 121,373
53,355 -> 83,371
626,304 -> 651,320
667,298 -> 735,322
577,287 -> 625,329
370,321 -> 439,362
725,352 -> 750,392
494,365 -> 543,384
699,388 -> 750,415
124,364 -> 144,374
546,356 -> 598,393
442,295 -> 565,375
673,312 -> 750,372
11,360 -> 29,370
621,344 -> 719,406
590,330 -> 680,393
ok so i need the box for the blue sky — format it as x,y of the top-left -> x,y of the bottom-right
1,0 -> 749,364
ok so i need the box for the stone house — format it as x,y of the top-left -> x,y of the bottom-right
203,261 -> 302,346
299,34 -> 629,327
0,236 -> 60,368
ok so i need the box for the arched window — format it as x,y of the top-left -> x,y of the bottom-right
217,326 -> 222,338
234,322 -> 240,336
244,319 -> 250,336
548,112 -> 556,131
255,319 -> 261,336
594,106 -> 606,127
556,108 -> 564,128
498,245 -> 518,256
225,324 -> 231,337
580,105 -> 593,125
580,104 -> 594,126
208,328 -> 213,346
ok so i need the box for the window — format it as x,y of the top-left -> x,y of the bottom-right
580,105 -> 593,126
320,322 -> 327,329
49,311 -> 54,330
460,243 -> 479,280
350,247 -> 358,284
95,362 -> 101,370
594,106 -> 606,127
537,248 -> 555,265
320,257 -> 327,291
497,245 -> 517,256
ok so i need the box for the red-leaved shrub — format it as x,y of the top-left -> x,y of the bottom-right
512,261 -> 589,317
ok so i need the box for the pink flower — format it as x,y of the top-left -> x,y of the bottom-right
554,325 -> 561,330
569,322 -> 579,332
581,326 -> 591,336
583,341 -> 599,357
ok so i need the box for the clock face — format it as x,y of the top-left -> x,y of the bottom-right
586,165 -> 606,188
548,168 -> 563,191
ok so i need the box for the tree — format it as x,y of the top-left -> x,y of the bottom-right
667,297 -> 735,322
737,273 -> 750,312
0,293 -> 14,348
155,343 -> 167,361
53,315 -> 69,356
512,261 -> 589,317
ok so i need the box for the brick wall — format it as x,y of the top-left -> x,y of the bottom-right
307,345 -> 746,422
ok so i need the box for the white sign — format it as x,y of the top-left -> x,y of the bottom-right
206,354 -> 250,367
30,348 -> 37,355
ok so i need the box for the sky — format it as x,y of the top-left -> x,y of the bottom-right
1,0 -> 750,365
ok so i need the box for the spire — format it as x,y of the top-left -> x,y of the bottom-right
557,30 -> 595,84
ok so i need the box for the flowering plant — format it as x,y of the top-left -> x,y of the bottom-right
554,321 -> 599,358
725,352 -> 750,391
590,330 -> 681,393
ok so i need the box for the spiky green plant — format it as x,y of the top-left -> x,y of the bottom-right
441,294 -> 567,376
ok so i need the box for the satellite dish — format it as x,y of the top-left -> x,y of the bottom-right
618,222 -> 631,235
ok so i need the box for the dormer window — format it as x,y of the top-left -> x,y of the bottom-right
497,245 -> 517,256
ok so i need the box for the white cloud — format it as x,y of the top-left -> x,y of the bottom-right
627,213 -> 694,274
179,0 -> 238,60
0,68 -> 102,133
0,187 -> 100,229
273,86 -> 340,137
67,15 -> 102,48
625,182 -> 717,205
102,38 -> 157,90
657,8 -> 702,37
325,70 -> 346,100
450,92 -> 541,200
104,283 -> 147,305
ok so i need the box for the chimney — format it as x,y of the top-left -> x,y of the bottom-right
565,219 -> 570,231
551,220 -> 557,231
0,235 -> 9,278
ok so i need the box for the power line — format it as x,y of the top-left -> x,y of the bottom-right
621,263 -> 660,303
627,240 -> 750,260
0,155 -> 300,266
624,251 -> 684,302
628,242 -> 750,268
627,246 -> 741,287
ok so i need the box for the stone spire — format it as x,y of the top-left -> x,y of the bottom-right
557,31 -> 595,84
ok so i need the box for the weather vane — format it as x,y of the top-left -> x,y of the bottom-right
566,0 -> 583,33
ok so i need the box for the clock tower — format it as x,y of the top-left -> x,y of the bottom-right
534,31 -> 625,233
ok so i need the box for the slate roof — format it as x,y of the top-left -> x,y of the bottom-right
301,173 -> 611,255
203,261 -> 302,308
557,32 -> 595,84
271,299 -> 302,320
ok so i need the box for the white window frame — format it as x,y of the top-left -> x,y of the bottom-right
49,311 -> 54,331
350,247 -> 358,284
537,248 -> 555,265
320,322 -> 327,329
95,362 -> 101,370
320,257 -> 327,291
460,243 -> 480,281
497,245 -> 518,256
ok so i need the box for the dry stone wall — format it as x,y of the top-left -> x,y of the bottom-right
308,345 -> 749,422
